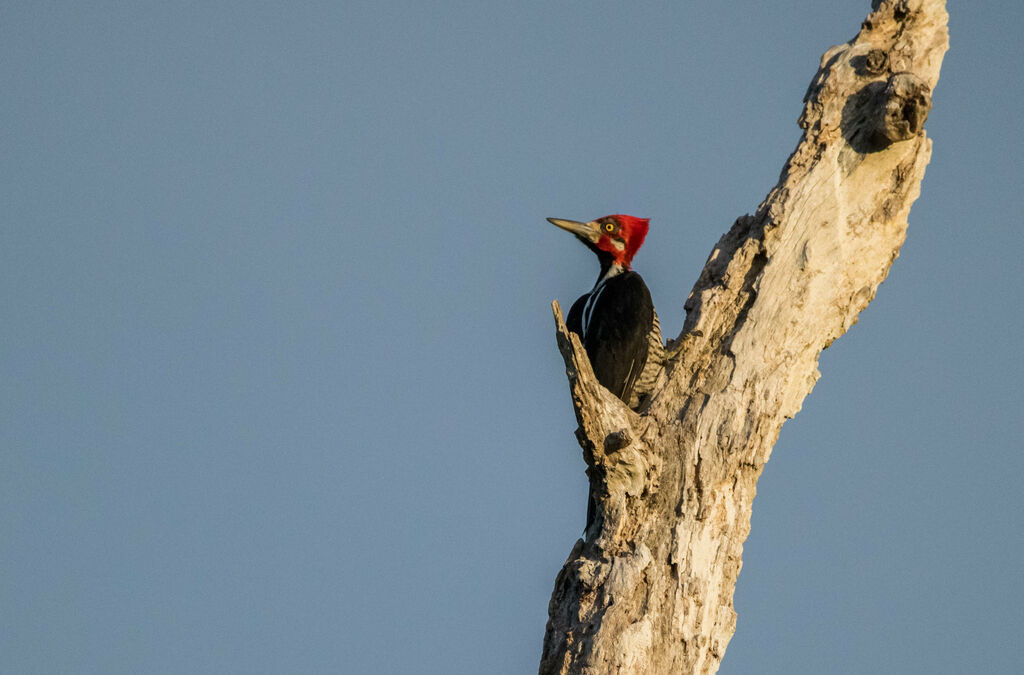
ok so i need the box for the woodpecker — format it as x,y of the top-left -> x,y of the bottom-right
548,214 -> 665,533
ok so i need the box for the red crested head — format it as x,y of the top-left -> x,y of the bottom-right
604,214 -> 649,266
547,214 -> 651,268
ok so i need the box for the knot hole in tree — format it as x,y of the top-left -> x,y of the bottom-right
843,71 -> 932,153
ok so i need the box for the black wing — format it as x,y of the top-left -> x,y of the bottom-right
582,271 -> 654,404
566,293 -> 588,338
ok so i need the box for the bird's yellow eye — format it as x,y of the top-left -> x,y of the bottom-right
603,222 -> 615,232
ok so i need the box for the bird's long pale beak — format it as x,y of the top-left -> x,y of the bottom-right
547,217 -> 601,243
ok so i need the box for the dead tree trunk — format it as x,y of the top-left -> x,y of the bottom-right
540,2 -> 949,673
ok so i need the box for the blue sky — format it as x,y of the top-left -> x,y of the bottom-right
2,2 -> 1022,673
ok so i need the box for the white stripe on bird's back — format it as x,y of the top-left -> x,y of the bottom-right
581,265 -> 625,338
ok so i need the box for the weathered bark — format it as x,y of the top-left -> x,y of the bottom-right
540,2 -> 949,673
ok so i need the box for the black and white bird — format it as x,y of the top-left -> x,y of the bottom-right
548,214 -> 665,532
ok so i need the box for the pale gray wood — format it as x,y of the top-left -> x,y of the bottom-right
541,2 -> 949,673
